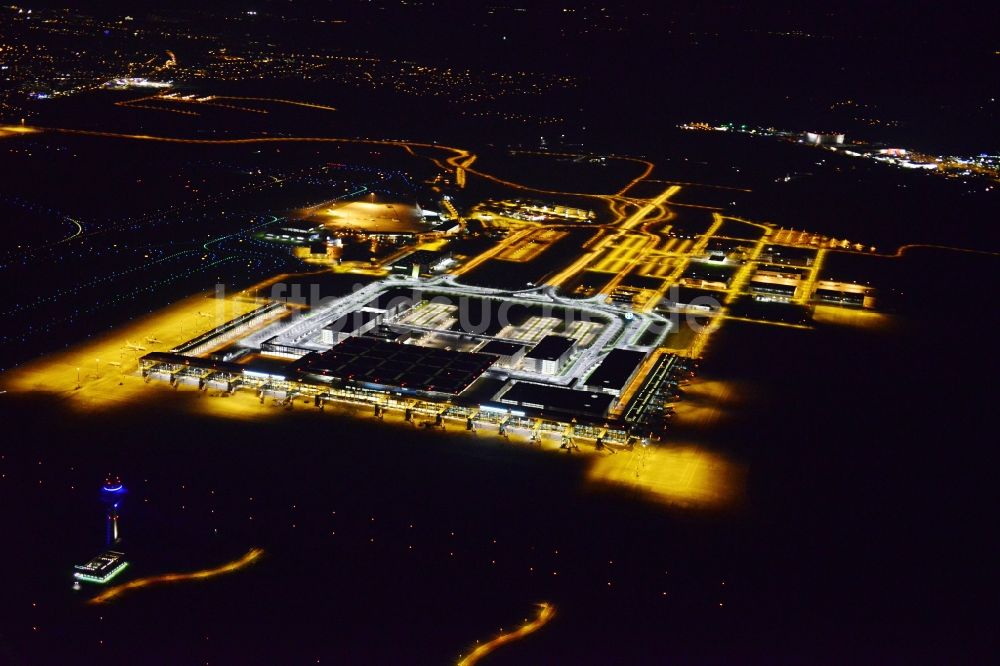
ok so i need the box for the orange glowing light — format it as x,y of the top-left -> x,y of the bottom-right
457,602 -> 555,666
89,547 -> 264,604
587,444 -> 742,508
0,125 -> 40,137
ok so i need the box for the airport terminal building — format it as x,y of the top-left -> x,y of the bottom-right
581,349 -> 647,398
522,335 -> 576,375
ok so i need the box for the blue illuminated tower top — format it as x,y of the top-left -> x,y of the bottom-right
100,476 -> 127,545
100,476 -> 127,506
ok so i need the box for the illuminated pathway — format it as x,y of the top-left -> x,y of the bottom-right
0,125 -> 39,138
7,124 -> 661,231
25,125 -> 459,154
687,225 -> 773,359
454,227 -> 537,276
645,178 -> 752,192
59,217 -> 84,243
115,97 -> 199,116
5,122 -> 998,267
117,93 -> 338,116
10,125 -> 624,206
546,186 -> 680,288
639,212 -> 725,313
620,185 -> 680,230
88,548 -> 264,605
457,602 -> 556,666
506,149 -> 656,197
796,247 -> 827,303
206,95 -> 337,112
885,243 -> 1000,258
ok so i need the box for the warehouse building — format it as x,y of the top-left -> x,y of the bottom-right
497,381 -> 616,419
477,340 -> 527,369
758,245 -> 816,268
523,335 -> 576,375
581,349 -> 648,397
294,337 -> 497,397
750,273 -> 800,302
321,309 -> 383,345
388,249 -> 454,277
364,288 -> 420,321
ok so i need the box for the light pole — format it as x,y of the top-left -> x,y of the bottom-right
76,367 -> 81,390
96,358 -> 100,377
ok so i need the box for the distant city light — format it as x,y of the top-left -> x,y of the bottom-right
104,77 -> 173,90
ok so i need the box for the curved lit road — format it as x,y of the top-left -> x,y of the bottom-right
457,602 -> 556,666
88,547 -> 264,605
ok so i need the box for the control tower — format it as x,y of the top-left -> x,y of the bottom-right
99,476 -> 127,545
72,477 -> 130,586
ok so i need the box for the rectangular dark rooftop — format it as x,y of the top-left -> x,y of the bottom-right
364,287 -> 422,312
583,349 -> 647,392
683,262 -> 738,282
499,382 -> 615,418
657,286 -> 724,310
525,335 -> 575,361
141,351 -> 246,375
294,337 -> 496,395
391,249 -> 449,268
478,340 -> 526,356
815,287 -> 865,301
765,245 -> 817,259
750,280 -> 798,294
756,264 -> 810,276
